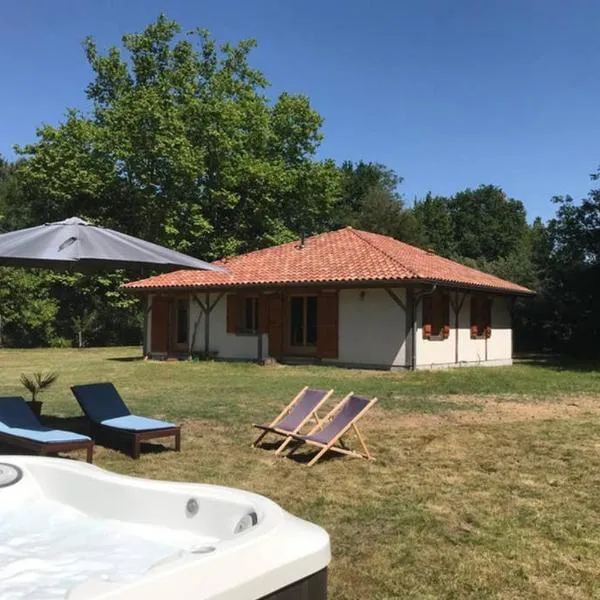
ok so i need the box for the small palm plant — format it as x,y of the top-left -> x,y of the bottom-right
20,372 -> 58,416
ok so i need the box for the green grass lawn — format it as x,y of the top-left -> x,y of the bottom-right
2,347 -> 600,599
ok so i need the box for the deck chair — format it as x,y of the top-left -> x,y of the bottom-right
284,393 -> 378,467
0,397 -> 94,463
71,383 -> 181,459
252,387 -> 334,455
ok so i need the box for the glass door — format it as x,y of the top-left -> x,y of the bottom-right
288,295 -> 318,353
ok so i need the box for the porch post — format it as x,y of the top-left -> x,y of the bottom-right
187,293 -> 193,358
142,295 -> 151,358
405,288 -> 415,369
257,291 -> 263,364
204,292 -> 210,358
451,292 -> 466,365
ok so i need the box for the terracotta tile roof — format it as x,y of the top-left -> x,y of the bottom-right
123,227 -> 534,295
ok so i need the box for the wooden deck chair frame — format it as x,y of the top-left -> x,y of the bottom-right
252,386 -> 334,454
285,393 -> 378,467
0,431 -> 94,463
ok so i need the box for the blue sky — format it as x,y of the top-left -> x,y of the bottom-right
1,0 -> 599,221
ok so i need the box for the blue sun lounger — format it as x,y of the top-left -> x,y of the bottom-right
0,396 -> 94,462
71,383 -> 181,459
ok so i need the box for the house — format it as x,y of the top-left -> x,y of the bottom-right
124,227 -> 534,370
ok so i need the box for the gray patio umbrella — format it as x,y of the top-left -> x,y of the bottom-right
0,217 -> 223,272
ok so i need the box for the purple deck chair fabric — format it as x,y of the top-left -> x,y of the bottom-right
294,395 -> 371,445
269,388 -> 329,433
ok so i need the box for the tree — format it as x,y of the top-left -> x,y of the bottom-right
0,268 -> 58,347
412,193 -> 455,257
535,173 -> 600,355
334,161 -> 422,243
0,156 -> 28,232
449,185 -> 528,262
16,15 -> 340,258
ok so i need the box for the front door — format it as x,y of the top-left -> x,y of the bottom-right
150,296 -> 189,355
150,296 -> 169,354
285,295 -> 318,356
169,297 -> 189,354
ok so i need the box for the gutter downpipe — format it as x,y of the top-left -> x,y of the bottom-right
411,283 -> 437,370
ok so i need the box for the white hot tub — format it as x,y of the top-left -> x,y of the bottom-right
0,456 -> 330,600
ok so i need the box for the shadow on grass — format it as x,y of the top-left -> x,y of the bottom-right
515,352 -> 600,373
105,356 -> 145,363
254,439 -> 345,465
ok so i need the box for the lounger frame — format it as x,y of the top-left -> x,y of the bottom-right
71,384 -> 181,459
286,393 -> 378,467
0,431 -> 94,463
87,420 -> 181,460
252,386 -> 334,454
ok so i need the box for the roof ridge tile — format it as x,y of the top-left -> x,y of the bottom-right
347,228 -> 420,279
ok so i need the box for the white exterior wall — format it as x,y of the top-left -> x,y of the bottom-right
415,293 -> 513,369
329,288 -> 406,369
187,288 -> 407,368
147,288 -> 513,370
189,293 -> 268,361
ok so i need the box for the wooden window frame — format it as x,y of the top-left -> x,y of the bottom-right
238,295 -> 259,335
288,294 -> 318,348
470,295 -> 492,339
422,291 -> 450,341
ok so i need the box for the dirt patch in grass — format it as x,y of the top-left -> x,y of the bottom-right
380,394 -> 600,430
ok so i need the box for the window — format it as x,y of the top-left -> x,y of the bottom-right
226,294 -> 262,335
175,299 -> 188,344
422,291 -> 450,340
290,296 -> 318,346
470,296 -> 492,339
240,296 -> 259,333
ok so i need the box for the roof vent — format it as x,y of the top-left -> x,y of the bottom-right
296,232 -> 306,250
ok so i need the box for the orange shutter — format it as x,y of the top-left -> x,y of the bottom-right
266,293 -> 283,357
317,292 -> 339,359
226,294 -> 238,334
422,295 -> 432,339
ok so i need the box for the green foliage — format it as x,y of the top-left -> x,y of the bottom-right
334,161 -> 422,244
412,192 -> 456,257
19,371 -> 58,402
413,185 -> 529,263
450,185 -> 528,261
0,268 -> 59,347
0,156 -> 28,232
72,309 -> 100,348
16,15 -> 339,259
532,173 -> 600,355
